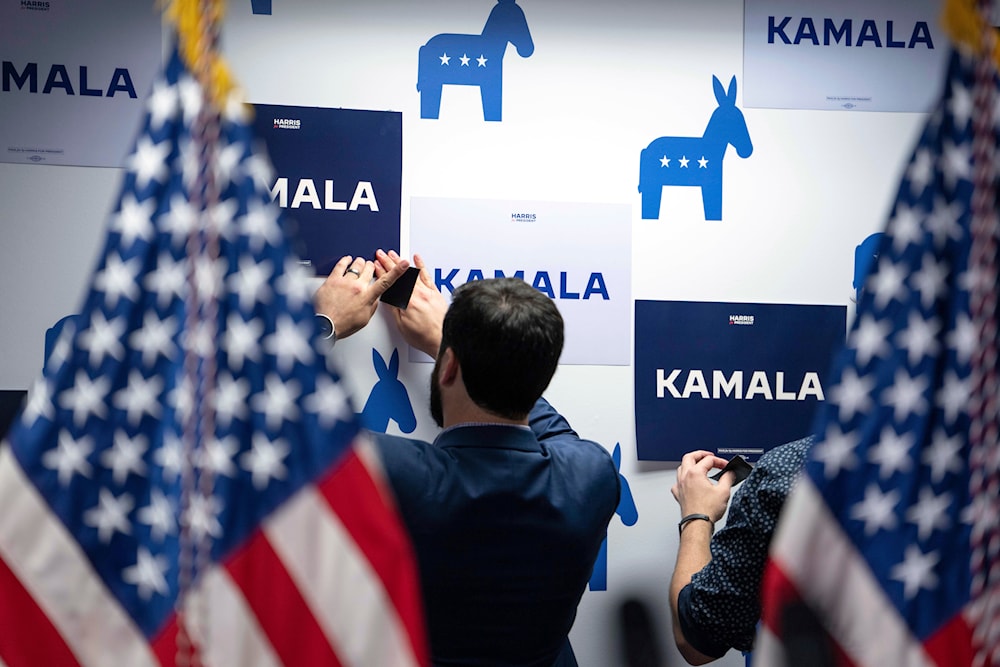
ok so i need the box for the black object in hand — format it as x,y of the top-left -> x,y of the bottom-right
710,455 -> 753,485
379,266 -> 420,309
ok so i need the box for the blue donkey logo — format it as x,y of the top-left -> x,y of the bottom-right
358,348 -> 417,434
45,314 -> 80,369
417,0 -> 534,121
854,233 -> 883,312
589,443 -> 637,591
639,75 -> 753,221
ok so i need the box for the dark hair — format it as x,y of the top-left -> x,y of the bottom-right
441,277 -> 564,419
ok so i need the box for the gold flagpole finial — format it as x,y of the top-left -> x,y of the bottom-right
942,0 -> 1000,68
161,0 -> 240,110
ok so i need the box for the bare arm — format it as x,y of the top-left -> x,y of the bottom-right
669,450 -> 734,665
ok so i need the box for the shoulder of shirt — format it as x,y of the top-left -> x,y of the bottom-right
757,434 -> 814,467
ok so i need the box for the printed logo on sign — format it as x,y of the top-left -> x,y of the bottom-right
273,118 -> 301,130
2,62 -> 137,98
417,0 -> 534,122
435,268 -> 610,301
638,75 -> 753,221
20,0 -> 50,10
767,16 -> 935,49
511,212 -> 536,222
729,314 -> 754,326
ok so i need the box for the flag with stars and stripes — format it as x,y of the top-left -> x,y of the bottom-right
755,46 -> 1000,667
0,43 -> 428,667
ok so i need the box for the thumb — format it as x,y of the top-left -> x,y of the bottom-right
715,472 -> 735,495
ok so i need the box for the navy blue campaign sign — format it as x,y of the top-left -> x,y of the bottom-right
250,104 -> 402,275
634,301 -> 846,462
638,76 -> 753,221
417,0 -> 534,121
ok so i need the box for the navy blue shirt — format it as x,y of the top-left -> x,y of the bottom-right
677,436 -> 814,658
374,398 -> 620,667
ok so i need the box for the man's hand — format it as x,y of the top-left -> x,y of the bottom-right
671,450 -> 734,522
375,250 -> 448,357
313,252 -> 410,340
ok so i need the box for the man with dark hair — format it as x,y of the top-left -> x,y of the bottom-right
373,253 -> 621,667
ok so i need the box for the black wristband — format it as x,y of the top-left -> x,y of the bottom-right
678,513 -> 714,536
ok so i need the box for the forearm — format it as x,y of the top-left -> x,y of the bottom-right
670,521 -> 719,665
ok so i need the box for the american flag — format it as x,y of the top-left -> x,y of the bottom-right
0,43 -> 428,667
756,45 -> 1000,667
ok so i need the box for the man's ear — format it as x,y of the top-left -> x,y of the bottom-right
438,347 -> 460,386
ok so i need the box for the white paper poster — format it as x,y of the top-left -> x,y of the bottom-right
744,0 -> 949,112
410,197 -> 632,366
1,0 -> 163,167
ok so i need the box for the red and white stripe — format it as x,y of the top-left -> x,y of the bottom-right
756,478 -> 974,667
0,445 -> 158,667
0,439 -> 427,667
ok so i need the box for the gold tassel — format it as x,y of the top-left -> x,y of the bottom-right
942,0 -> 1000,68
161,0 -> 241,110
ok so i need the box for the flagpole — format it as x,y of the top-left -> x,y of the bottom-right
943,0 -> 1000,663
161,2 -> 238,664
965,1 -> 1000,663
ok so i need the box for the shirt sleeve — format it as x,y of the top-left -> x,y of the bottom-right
527,397 -> 578,442
676,438 -> 812,655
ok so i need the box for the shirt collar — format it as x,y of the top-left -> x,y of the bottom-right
433,422 -> 539,452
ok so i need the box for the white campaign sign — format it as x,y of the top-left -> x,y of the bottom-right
410,197 -> 631,366
743,0 -> 949,112
0,0 -> 162,167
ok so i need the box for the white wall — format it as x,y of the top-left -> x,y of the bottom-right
0,1 -> 929,665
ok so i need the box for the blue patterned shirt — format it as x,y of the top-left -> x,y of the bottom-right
677,436 -> 814,658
